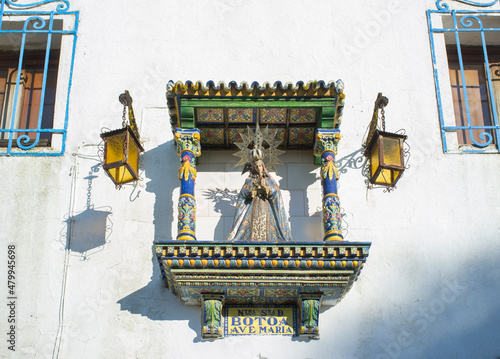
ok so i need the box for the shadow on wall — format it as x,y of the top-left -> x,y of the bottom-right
336,147 -> 366,177
353,251 -> 500,359
204,188 -> 239,214
66,207 -> 113,258
204,188 -> 238,240
117,247 -> 202,341
143,140 -> 178,242
117,140 -> 203,341
61,161 -> 114,260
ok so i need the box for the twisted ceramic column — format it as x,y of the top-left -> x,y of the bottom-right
313,129 -> 343,242
174,129 -> 201,241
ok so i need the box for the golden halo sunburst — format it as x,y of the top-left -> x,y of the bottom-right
233,122 -> 285,173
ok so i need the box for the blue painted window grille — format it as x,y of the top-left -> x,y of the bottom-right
428,2 -> 500,153
0,0 -> 78,155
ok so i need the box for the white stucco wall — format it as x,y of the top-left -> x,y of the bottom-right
1,0 -> 500,358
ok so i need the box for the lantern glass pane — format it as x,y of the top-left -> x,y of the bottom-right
108,165 -> 135,184
375,168 -> 393,185
105,132 -> 125,164
381,136 -> 403,167
128,134 -> 140,175
370,139 -> 380,179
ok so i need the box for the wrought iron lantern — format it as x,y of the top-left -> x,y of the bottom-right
100,91 -> 144,187
363,93 -> 408,190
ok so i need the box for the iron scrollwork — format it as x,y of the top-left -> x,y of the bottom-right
4,0 -> 70,12
436,0 -> 499,10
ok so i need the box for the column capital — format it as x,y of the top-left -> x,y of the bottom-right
175,128 -> 201,157
313,128 -> 341,157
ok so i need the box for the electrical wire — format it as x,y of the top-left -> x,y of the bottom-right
52,144 -> 99,359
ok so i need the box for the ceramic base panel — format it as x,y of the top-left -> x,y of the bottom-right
155,241 -> 370,339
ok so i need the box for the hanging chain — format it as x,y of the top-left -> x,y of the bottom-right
119,90 -> 132,128
122,104 -> 127,128
376,94 -> 388,132
381,107 -> 386,132
118,91 -> 141,142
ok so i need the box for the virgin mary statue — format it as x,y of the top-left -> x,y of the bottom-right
227,149 -> 292,242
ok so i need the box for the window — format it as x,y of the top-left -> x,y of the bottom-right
0,50 -> 59,148
447,46 -> 500,147
0,1 -> 78,155
428,9 -> 500,153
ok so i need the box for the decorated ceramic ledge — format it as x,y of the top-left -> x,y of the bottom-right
154,241 -> 370,339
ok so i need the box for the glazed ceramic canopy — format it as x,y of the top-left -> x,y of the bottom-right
166,80 -> 345,149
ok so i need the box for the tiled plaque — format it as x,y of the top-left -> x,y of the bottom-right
224,306 -> 296,337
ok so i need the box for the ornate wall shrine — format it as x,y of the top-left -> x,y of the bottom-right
154,81 -> 371,339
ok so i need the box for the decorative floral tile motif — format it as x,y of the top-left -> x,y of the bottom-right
290,108 -> 316,123
263,288 -> 297,297
228,108 -> 254,123
196,108 -> 223,123
260,108 -> 286,123
288,127 -> 314,145
228,127 -> 249,144
200,128 -> 225,145
227,288 -> 260,297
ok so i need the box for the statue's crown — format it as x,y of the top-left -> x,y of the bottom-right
251,146 -> 262,161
